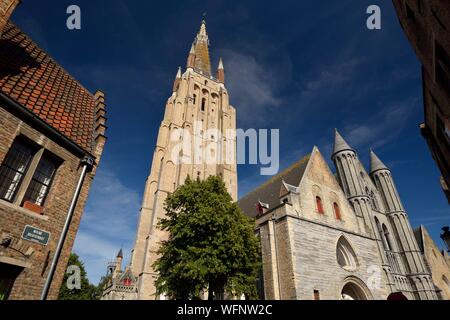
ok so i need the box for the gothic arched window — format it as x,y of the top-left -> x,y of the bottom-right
382,224 -> 392,251
336,236 -> 358,271
334,202 -> 342,220
375,217 -> 387,250
316,196 -> 324,214
370,191 -> 379,211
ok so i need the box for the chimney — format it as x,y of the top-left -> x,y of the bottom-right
0,0 -> 21,36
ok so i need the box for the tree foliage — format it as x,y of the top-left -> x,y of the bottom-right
58,253 -> 101,300
153,175 -> 261,300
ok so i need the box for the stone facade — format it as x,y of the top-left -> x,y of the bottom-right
414,226 -> 450,300
240,133 -> 439,300
392,0 -> 450,203
101,250 -> 138,300
0,11 -> 106,300
0,0 -> 20,36
124,20 -> 238,300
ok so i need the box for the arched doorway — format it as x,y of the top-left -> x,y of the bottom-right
341,277 -> 372,300
387,292 -> 408,300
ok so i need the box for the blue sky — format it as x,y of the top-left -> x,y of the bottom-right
12,0 -> 449,284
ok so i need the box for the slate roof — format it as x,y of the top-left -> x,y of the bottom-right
0,22 -> 98,152
238,154 -> 311,218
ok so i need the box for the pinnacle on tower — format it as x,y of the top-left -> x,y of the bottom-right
217,57 -> 225,83
175,66 -> 182,79
173,67 -> 182,92
333,129 -> 354,156
192,19 -> 212,76
187,43 -> 196,69
218,57 -> 224,70
370,149 -> 389,173
117,248 -> 123,258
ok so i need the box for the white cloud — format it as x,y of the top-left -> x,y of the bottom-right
73,166 -> 141,284
221,49 -> 282,125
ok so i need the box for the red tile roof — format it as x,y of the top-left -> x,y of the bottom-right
0,22 -> 98,152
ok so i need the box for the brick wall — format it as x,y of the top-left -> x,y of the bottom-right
0,102 -> 99,300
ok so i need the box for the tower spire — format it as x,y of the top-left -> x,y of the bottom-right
217,57 -> 225,83
333,129 -> 353,156
370,149 -> 389,173
173,67 -> 182,92
192,19 -> 212,76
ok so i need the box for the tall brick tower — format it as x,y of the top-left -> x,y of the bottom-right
130,19 -> 238,300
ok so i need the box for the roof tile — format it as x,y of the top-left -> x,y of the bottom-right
0,23 -> 99,152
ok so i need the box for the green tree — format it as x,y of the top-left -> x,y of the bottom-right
153,175 -> 261,300
58,253 -> 99,300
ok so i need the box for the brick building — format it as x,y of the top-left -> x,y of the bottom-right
0,2 -> 107,300
392,0 -> 450,203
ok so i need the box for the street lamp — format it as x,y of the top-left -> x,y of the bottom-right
441,226 -> 450,253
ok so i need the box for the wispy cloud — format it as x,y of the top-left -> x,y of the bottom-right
221,49 -> 283,125
299,57 -> 366,101
74,166 -> 140,284
343,96 -> 420,149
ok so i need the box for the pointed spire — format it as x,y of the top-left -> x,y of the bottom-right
187,43 -> 196,69
370,149 -> 389,173
193,19 -> 212,76
199,19 -> 207,37
217,57 -> 225,83
173,67 -> 182,92
117,248 -> 123,259
333,129 -> 354,156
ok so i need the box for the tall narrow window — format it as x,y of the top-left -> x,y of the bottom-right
201,98 -> 206,112
370,191 -> 379,211
316,196 -> 324,214
382,224 -> 392,251
435,41 -> 450,94
23,153 -> 59,207
334,202 -> 341,220
0,139 -> 35,202
193,94 -> 197,105
313,290 -> 320,300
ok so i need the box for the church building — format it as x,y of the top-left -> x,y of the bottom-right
102,19 -> 238,300
238,131 -> 440,300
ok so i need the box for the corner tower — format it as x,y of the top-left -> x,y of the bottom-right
130,19 -> 238,300
370,150 -> 437,300
331,130 -> 373,232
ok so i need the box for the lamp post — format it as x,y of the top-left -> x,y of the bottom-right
441,226 -> 450,253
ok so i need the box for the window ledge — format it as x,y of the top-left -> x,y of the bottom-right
0,199 -> 49,221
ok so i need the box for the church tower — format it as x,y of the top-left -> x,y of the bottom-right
331,130 -> 374,233
370,151 -> 437,300
130,19 -> 238,300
